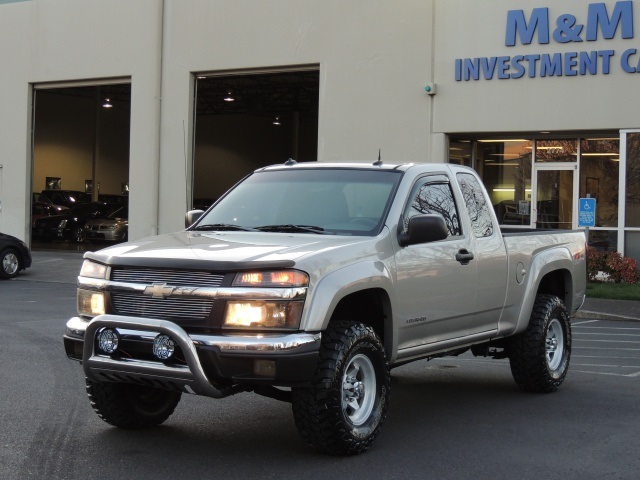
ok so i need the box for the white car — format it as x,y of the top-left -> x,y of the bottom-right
84,207 -> 128,242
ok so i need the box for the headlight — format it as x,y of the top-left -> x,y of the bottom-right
58,219 -> 68,228
77,289 -> 106,316
80,260 -> 108,279
233,270 -> 308,287
223,300 -> 304,329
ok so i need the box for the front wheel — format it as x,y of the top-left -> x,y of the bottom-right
0,248 -> 20,279
292,321 -> 390,455
86,380 -> 182,428
508,295 -> 571,393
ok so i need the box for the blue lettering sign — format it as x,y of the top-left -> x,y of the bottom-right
579,51 -> 598,74
506,8 -> 550,46
553,14 -> 584,43
456,2 -> 635,81
540,53 -> 563,76
586,1 -> 634,40
621,48 -> 639,72
564,52 -> 579,75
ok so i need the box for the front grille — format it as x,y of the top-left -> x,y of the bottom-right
110,268 -> 224,288
111,292 -> 214,320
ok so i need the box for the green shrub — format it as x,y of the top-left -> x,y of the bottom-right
587,247 -> 639,284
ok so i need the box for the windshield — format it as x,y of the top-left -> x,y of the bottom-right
194,168 -> 402,235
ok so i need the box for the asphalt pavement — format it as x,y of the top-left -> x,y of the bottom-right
13,249 -> 640,322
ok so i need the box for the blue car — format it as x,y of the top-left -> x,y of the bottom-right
0,232 -> 32,279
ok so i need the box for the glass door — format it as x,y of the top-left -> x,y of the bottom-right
533,166 -> 578,229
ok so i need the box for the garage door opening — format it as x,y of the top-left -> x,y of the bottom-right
31,83 -> 131,250
193,67 -> 319,209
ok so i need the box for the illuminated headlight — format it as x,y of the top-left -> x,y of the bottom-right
80,260 -> 108,279
97,328 -> 119,354
77,289 -> 106,316
233,270 -> 308,287
223,301 -> 304,329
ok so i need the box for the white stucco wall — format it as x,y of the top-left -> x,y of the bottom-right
158,0 -> 435,232
1,0 -> 436,239
0,0 -> 162,241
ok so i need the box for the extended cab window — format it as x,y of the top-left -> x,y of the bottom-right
402,176 -> 461,236
457,172 -> 494,238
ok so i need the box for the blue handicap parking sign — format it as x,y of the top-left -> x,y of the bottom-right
578,198 -> 596,227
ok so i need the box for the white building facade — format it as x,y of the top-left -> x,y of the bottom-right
1,0 -> 638,260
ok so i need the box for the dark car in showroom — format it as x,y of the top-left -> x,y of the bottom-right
32,202 -> 114,243
38,189 -> 91,209
32,201 -> 69,222
0,232 -> 32,279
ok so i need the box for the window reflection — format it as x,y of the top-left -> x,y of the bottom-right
475,139 -> 532,226
535,140 -> 578,162
404,179 -> 461,236
457,172 -> 493,237
589,230 -> 618,252
448,140 -> 472,166
626,132 -> 640,228
580,138 -> 619,228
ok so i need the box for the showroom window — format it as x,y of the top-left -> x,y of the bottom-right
579,138 -> 619,229
474,139 -> 532,227
625,132 -> 640,262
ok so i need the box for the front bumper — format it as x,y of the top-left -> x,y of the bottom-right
64,315 -> 321,397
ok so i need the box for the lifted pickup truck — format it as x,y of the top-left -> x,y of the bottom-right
64,161 -> 586,455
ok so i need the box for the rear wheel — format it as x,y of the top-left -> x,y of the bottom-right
292,321 -> 390,455
0,248 -> 20,279
86,379 -> 182,428
508,295 -> 571,392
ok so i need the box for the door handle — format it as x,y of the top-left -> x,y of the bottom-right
455,249 -> 474,265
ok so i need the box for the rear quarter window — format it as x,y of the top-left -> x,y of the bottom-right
457,172 -> 494,238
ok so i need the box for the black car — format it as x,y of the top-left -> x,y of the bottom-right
38,190 -> 92,209
0,232 -> 32,279
32,202 -> 114,243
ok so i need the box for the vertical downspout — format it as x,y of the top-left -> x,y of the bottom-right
152,0 -> 165,236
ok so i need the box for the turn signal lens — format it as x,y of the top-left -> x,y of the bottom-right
77,289 -> 106,316
233,270 -> 308,287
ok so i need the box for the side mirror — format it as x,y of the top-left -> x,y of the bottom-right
398,214 -> 448,247
185,209 -> 204,228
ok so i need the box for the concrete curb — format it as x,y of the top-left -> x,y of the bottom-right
573,310 -> 640,322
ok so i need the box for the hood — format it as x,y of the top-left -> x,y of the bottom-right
86,230 -> 373,270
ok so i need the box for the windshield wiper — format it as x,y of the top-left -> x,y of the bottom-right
256,224 -> 331,234
191,223 -> 258,232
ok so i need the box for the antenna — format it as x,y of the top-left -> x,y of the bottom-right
373,149 -> 382,166
284,158 -> 297,166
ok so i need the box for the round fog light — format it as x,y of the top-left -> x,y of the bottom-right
153,334 -> 175,360
97,328 -> 119,354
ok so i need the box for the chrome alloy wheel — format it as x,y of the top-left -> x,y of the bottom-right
2,252 -> 19,276
342,353 -> 376,426
546,318 -> 565,371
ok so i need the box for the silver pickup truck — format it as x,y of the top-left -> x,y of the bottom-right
64,161 -> 586,455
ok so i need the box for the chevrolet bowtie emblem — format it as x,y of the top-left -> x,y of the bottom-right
144,282 -> 175,299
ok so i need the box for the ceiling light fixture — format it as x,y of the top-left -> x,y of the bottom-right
224,91 -> 235,102
102,98 -> 113,108
273,116 -> 281,125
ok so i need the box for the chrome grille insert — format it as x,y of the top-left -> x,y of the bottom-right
112,292 -> 214,320
111,268 -> 224,288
